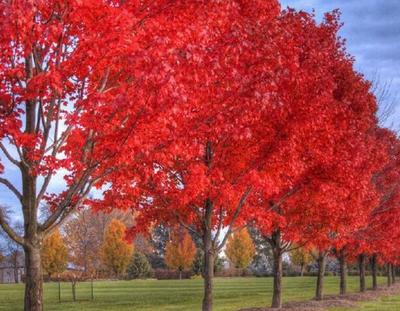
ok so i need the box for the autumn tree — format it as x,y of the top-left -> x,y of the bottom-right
87,2 -> 384,311
0,0 -> 184,309
290,247 -> 313,277
225,228 -> 255,270
100,219 -> 133,278
64,208 -> 131,276
348,128 -> 400,291
165,228 -> 197,280
244,8 -> 387,306
41,230 -> 68,277
98,2 -> 282,309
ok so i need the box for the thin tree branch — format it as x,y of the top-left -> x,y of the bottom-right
0,208 -> 25,245
172,211 -> 202,239
0,177 -> 22,202
0,143 -> 20,168
216,186 -> 252,251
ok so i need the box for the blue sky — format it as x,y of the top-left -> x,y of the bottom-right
0,1 -> 399,223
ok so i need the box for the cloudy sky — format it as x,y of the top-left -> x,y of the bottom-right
0,1 -> 399,222
281,0 -> 400,127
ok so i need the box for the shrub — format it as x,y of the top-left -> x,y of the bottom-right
154,269 -> 193,280
127,252 -> 152,279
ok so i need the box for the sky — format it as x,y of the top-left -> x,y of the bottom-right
0,0 -> 399,224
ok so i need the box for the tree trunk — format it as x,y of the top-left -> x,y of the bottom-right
58,278 -> 61,303
300,263 -> 304,277
269,230 -> 283,309
179,270 -> 182,280
387,264 -> 392,287
24,245 -> 43,311
72,282 -> 76,301
202,197 -> 214,311
315,253 -> 326,301
91,278 -> 94,301
202,237 -> 214,311
392,266 -> 396,284
14,265 -> 19,284
271,249 -> 283,308
339,249 -> 347,295
371,254 -> 378,291
358,254 -> 366,292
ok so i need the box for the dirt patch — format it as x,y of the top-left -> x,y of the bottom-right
239,284 -> 400,311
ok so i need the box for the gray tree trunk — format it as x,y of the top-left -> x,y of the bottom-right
315,253 -> 326,301
202,198 -> 214,311
339,249 -> 347,295
24,244 -> 43,311
371,254 -> 378,291
358,254 -> 366,292
269,230 -> 283,309
387,264 -> 392,287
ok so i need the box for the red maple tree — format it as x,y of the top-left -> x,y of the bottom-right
246,10 -> 385,307
0,1 -> 176,310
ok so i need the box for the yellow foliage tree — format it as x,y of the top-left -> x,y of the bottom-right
225,228 -> 255,269
41,230 -> 68,277
165,228 -> 197,279
100,219 -> 133,277
290,247 -> 313,276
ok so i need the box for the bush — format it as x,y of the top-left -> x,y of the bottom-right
215,268 -> 254,277
154,269 -> 193,280
127,252 -> 152,279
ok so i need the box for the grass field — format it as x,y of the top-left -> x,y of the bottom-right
0,276 -> 393,311
333,294 -> 400,311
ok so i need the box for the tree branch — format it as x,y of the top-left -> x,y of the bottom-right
0,142 -> 20,168
0,177 -> 22,202
216,186 -> 252,251
0,208 -> 25,245
173,211 -> 202,239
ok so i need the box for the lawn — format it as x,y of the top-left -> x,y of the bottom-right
0,276 -> 390,311
333,294 -> 400,311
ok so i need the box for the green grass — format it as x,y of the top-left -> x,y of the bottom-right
333,294 -> 400,311
0,276 -> 390,311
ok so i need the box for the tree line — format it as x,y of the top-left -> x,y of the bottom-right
0,1 -> 399,311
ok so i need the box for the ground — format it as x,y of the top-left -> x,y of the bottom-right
0,276 -> 396,311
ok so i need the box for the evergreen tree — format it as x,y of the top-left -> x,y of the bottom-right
127,252 -> 152,279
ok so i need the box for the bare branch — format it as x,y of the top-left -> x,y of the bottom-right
216,186 -> 252,251
0,142 -> 20,168
213,206 -> 224,244
0,177 -> 22,202
172,211 -> 202,239
0,207 -> 25,245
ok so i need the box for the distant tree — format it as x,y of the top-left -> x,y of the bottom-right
248,227 -> 273,276
150,225 -> 170,257
165,228 -> 197,279
225,228 -> 256,270
192,249 -> 224,276
290,247 -> 313,276
64,209 -> 101,275
100,219 -> 133,278
192,249 -> 204,275
41,230 -> 68,277
134,234 -> 154,255
64,208 -> 131,276
127,252 -> 152,279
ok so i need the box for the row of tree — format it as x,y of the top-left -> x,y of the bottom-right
34,212 -> 257,280
0,1 -> 399,311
